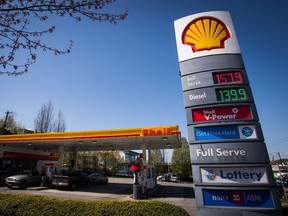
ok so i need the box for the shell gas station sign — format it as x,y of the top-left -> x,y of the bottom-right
174,11 -> 282,215
174,11 -> 240,62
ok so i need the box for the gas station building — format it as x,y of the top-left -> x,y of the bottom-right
0,125 -> 181,189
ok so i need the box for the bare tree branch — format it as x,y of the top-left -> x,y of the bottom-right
0,0 -> 128,76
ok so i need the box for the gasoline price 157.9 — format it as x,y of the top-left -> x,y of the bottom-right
216,87 -> 249,102
213,71 -> 243,84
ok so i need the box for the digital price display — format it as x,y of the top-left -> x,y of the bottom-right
213,71 -> 243,84
216,87 -> 249,102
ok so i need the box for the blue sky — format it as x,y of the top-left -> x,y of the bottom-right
1,0 -> 288,159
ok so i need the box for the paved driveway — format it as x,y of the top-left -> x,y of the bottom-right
0,177 -> 196,216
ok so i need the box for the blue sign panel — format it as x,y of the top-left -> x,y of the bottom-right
195,125 -> 257,141
203,189 -> 274,208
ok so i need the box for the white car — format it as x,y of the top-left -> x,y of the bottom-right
156,175 -> 164,181
156,173 -> 182,183
89,173 -> 108,184
170,174 -> 182,183
6,170 -> 42,189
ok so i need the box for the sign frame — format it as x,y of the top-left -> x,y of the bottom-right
174,10 -> 283,215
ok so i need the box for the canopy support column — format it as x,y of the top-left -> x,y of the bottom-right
58,145 -> 65,173
73,148 -> 79,170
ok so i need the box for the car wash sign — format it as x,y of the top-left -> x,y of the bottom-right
174,11 -> 282,215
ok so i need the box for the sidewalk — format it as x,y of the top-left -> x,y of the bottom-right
146,182 -> 196,216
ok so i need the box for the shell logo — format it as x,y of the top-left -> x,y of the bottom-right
141,128 -> 171,136
182,16 -> 231,52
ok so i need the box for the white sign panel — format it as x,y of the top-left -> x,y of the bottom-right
201,166 -> 268,184
174,11 -> 241,62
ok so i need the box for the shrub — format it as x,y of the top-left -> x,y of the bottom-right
0,194 -> 189,216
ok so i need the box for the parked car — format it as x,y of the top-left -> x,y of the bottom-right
170,174 -> 182,183
5,170 -> 42,189
51,171 -> 90,190
275,177 -> 288,187
89,173 -> 108,184
0,170 -> 10,185
182,176 -> 194,183
156,174 -> 165,181
156,173 -> 182,183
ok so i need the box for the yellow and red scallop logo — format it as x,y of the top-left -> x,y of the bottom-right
182,16 -> 231,52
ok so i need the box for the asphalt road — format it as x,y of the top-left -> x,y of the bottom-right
0,177 -> 196,216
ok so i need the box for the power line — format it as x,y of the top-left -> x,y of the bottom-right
266,137 -> 288,147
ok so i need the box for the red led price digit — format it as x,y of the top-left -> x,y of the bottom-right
215,74 -> 228,84
213,71 -> 243,84
234,72 -> 243,83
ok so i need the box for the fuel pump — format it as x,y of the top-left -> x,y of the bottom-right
130,165 -> 143,199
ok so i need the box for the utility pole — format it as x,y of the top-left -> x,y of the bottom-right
1,111 -> 12,135
273,152 -> 288,200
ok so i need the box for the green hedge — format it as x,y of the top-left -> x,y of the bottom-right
0,194 -> 189,216
282,199 -> 288,215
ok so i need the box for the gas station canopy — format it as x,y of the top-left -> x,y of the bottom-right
0,125 -> 181,151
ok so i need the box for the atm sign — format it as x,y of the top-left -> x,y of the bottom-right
192,105 -> 252,122
203,189 -> 274,208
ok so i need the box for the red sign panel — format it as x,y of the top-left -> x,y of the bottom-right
192,105 -> 252,122
3,151 -> 58,161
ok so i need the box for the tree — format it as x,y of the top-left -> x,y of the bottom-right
0,111 -> 33,134
34,100 -> 54,132
98,150 -> 123,174
150,149 -> 167,175
108,151 -> 124,174
170,137 -> 192,178
34,100 -> 66,132
63,151 -> 75,169
0,0 -> 128,76
54,111 -> 66,132
0,111 -> 19,134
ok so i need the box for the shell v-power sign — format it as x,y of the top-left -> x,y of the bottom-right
174,11 -> 282,216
